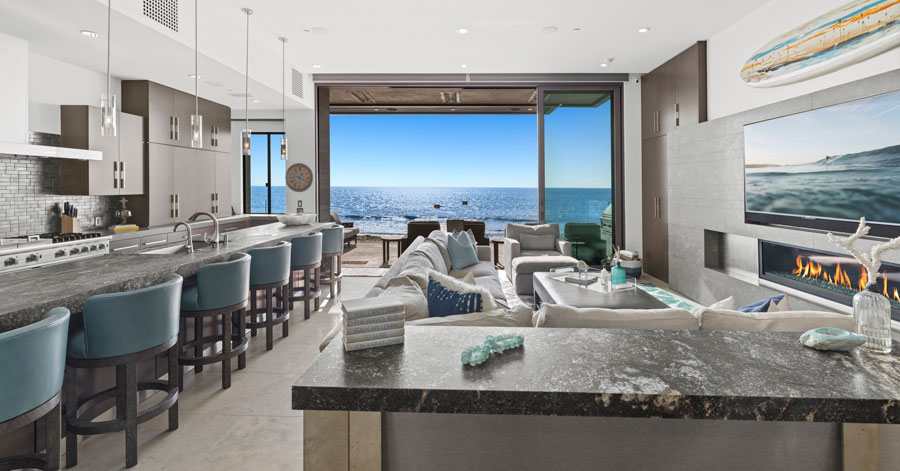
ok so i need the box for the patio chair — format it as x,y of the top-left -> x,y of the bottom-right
330,212 -> 359,247
401,220 -> 441,252
446,219 -> 489,246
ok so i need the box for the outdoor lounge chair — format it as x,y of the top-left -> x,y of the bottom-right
446,219 -> 489,246
401,221 -> 441,252
330,212 -> 359,247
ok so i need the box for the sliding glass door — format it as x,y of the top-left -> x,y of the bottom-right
539,87 -> 619,264
244,132 -> 286,214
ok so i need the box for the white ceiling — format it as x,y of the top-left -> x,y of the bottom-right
0,0 -> 771,112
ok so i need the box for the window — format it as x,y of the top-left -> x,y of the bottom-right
244,132 -> 286,214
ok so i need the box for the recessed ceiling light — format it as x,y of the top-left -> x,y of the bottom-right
312,64 -> 322,69
638,27 -> 650,33
450,108 -> 457,111
600,63 -> 608,68
456,28 -> 469,34
528,108 -> 534,111
572,27 -> 581,31
541,26 -> 559,34
188,74 -> 201,79
374,108 -> 380,111
80,30 -> 101,38
460,64 -> 468,69
251,99 -> 261,103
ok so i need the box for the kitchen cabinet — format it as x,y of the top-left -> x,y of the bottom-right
59,106 -> 144,196
123,80 -> 224,149
173,146 -> 199,219
215,152 -> 233,217
641,135 -> 669,282
145,143 -> 176,226
199,98 -> 232,152
640,74 -> 658,138
195,150 -> 217,214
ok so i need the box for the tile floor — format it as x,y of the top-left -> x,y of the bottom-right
66,276 -> 378,471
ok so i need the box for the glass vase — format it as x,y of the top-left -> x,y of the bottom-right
853,287 -> 892,354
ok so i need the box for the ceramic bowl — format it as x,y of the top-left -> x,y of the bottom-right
277,213 -> 317,226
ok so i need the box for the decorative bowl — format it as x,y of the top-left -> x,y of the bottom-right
277,213 -> 317,226
619,259 -> 642,269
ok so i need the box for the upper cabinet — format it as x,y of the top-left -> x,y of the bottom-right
59,106 -> 144,196
641,41 -> 707,138
122,80 -> 232,150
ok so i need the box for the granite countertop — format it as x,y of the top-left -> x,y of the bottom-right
293,325 -> 900,424
103,214 -> 279,240
0,221 -> 333,332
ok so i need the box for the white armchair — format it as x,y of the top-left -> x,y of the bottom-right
503,223 -> 578,294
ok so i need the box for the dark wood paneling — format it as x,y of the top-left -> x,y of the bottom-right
316,87 -> 330,221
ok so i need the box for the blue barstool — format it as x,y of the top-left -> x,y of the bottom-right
247,241 -> 292,351
0,308 -> 69,471
179,253 -> 250,391
320,226 -> 344,300
289,233 -> 322,319
65,275 -> 182,469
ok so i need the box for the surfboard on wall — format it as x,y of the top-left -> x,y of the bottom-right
741,0 -> 900,88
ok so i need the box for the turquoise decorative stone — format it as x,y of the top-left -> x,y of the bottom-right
799,327 -> 866,352
461,333 -> 525,366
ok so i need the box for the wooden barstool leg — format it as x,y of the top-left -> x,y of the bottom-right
314,267 -> 321,312
329,256 -> 336,299
250,289 -> 258,337
282,284 -> 290,338
221,311 -> 232,389
194,317 -> 203,373
64,365 -> 77,469
336,254 -> 343,296
303,268 -> 312,320
117,362 -> 137,468
46,400 -> 60,471
265,287 -> 274,350
167,344 -> 179,431
288,269 -> 295,311
237,308 -> 247,370
178,317 -> 186,392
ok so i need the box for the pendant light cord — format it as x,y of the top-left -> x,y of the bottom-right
244,9 -> 251,133
281,38 -> 286,130
194,0 -> 198,117
106,0 -> 112,100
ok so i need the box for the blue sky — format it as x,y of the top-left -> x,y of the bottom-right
330,106 -> 612,188
249,134 -> 286,186
745,90 -> 900,166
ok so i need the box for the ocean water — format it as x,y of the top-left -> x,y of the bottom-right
330,186 -> 612,235
745,144 -> 900,224
250,186 -> 286,214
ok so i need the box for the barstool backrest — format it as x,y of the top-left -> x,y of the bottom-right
320,226 -> 344,255
197,253 -> 251,310
0,307 -> 70,422
248,240 -> 291,285
291,233 -> 323,267
79,274 -> 183,359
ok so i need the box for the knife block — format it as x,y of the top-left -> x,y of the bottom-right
61,214 -> 78,233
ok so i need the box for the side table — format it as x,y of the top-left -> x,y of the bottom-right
380,235 -> 405,266
490,238 -> 504,268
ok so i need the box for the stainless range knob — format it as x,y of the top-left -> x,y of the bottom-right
90,245 -> 97,251
25,254 -> 39,263
69,248 -> 79,256
55,250 -> 66,258
80,247 -> 89,254
3,257 -> 16,266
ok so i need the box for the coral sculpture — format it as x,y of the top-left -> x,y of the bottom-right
460,333 -> 525,366
827,218 -> 900,289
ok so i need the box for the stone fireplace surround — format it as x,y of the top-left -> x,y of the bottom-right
666,67 -> 900,339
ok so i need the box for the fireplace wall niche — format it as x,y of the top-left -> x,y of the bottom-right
759,240 -> 900,321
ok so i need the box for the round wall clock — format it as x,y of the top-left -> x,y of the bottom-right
286,163 -> 313,192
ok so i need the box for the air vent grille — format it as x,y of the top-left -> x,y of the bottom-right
292,68 -> 304,100
143,0 -> 179,32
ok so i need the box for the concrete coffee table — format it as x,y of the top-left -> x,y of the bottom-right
532,272 -> 669,309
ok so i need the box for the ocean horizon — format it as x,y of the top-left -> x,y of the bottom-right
252,185 -> 612,235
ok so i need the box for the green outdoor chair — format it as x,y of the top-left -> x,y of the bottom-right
563,223 -> 608,265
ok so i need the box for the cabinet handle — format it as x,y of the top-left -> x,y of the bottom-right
675,103 -> 680,127
143,239 -> 167,246
175,193 -> 180,218
113,244 -> 140,252
119,161 -> 124,188
174,117 -> 180,140
655,111 -> 659,133
113,161 -> 118,189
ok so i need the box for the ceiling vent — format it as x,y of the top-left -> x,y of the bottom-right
143,0 -> 179,32
291,68 -> 304,100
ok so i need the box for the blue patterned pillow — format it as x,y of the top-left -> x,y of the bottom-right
427,275 -> 485,317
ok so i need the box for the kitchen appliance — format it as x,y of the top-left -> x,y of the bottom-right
0,232 -> 111,274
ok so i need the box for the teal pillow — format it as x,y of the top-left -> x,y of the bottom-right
447,231 -> 478,270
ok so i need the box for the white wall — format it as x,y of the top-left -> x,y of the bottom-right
0,32 -> 29,143
707,0 -> 900,120
284,108 -> 317,216
28,52 -> 121,134
623,74 -> 642,254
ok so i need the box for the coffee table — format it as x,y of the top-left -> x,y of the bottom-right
532,272 -> 668,309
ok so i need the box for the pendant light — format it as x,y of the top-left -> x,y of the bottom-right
190,0 -> 203,148
100,0 -> 117,136
279,37 -> 288,160
241,8 -> 253,157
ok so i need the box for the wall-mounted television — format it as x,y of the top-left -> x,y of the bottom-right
744,89 -> 900,237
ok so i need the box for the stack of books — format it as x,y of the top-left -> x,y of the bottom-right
341,296 -> 406,351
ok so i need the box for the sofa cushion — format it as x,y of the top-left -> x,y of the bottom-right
343,227 -> 360,239
449,261 -> 497,279
473,276 -> 505,304
409,305 -> 533,327
374,235 -> 426,290
520,233 -> 557,251
519,250 -> 563,257
426,270 -> 496,317
533,303 -> 699,330
426,230 -> 453,270
505,223 -> 559,242
448,231 -> 479,270
412,240 -> 448,275
383,276 -> 429,321
511,255 -> 578,275
698,308 -> 855,333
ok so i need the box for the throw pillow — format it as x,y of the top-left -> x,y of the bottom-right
447,231 -> 479,270
410,305 -> 533,327
426,269 -> 495,317
708,296 -> 736,311
383,276 -> 429,320
520,233 -> 557,251
739,294 -> 787,313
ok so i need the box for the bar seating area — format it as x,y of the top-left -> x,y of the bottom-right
247,241 -> 292,350
319,226 -> 345,300
289,232 -> 323,319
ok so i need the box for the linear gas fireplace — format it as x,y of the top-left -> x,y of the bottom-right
759,240 -> 900,321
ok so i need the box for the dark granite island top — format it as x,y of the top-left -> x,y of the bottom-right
0,221 -> 333,332
293,325 -> 900,424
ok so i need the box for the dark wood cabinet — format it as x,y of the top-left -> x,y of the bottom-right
199,98 -> 232,152
59,106 -> 144,196
640,41 -> 706,282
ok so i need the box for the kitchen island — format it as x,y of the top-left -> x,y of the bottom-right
293,325 -> 900,471
0,220 -> 333,332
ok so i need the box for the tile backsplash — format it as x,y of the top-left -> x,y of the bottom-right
0,154 -> 118,238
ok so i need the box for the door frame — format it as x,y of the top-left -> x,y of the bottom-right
242,131 -> 285,214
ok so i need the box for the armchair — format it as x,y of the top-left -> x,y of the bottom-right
330,212 -> 359,247
503,223 -> 577,295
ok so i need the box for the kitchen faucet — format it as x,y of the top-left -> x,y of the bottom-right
173,222 -> 194,253
188,212 -> 220,248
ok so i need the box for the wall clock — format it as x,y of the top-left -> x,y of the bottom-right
286,163 -> 313,192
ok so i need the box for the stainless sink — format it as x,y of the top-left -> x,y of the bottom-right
139,242 -> 211,255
